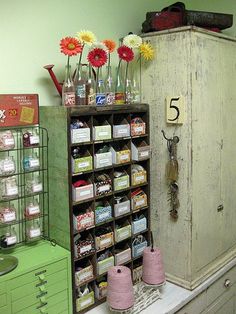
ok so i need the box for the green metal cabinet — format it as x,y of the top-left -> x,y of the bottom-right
0,241 -> 72,314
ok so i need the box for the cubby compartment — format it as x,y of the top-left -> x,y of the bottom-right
131,163 -> 147,186
73,203 -> 95,232
94,144 -> 112,169
74,231 -> 95,259
94,171 -> 112,197
131,138 -> 150,161
130,114 -> 146,137
113,114 -> 130,138
71,145 -> 93,174
115,217 -> 131,243
114,193 -> 131,218
95,276 -> 108,300
76,283 -> 95,312
110,142 -> 131,165
95,199 -> 112,225
71,117 -> 91,144
114,242 -> 131,266
132,211 -> 148,235
93,115 -> 112,141
74,258 -> 95,286
114,167 -> 130,192
72,174 -> 94,202
131,187 -> 148,212
97,250 -> 114,275
132,259 -> 143,284
95,226 -> 114,251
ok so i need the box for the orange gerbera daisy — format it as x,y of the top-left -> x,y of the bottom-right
60,37 -> 82,56
102,39 -> 116,53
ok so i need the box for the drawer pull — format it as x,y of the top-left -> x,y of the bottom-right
224,279 -> 231,288
40,296 -> 47,304
38,274 -> 45,281
217,204 -> 224,212
40,309 -> 48,314
39,285 -> 46,292
35,270 -> 46,276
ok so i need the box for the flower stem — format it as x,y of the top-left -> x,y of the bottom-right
124,61 -> 129,96
78,44 -> 84,67
96,67 -> 100,93
115,59 -> 122,93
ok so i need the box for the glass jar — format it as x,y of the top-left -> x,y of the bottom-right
26,219 -> 41,241
0,205 -> 17,224
25,199 -> 40,218
0,156 -> 16,176
26,176 -> 43,194
1,176 -> 18,199
0,226 -> 17,248
23,154 -> 40,172
22,129 -> 40,147
0,130 -> 15,150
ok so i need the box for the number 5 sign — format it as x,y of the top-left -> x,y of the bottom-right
166,96 -> 185,124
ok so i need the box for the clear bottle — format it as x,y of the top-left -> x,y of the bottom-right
27,219 -> 41,240
115,66 -> 125,105
105,66 -> 115,105
125,66 -> 133,104
62,64 -> 75,107
132,69 -> 141,104
96,68 -> 106,106
86,65 -> 96,105
74,64 -> 86,105
0,226 -> 17,248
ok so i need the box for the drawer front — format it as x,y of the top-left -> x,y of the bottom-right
12,280 -> 68,313
206,266 -> 236,306
0,281 -> 6,295
10,258 -> 67,289
15,290 -> 68,314
12,269 -> 67,301
0,293 -> 7,308
176,291 -> 207,314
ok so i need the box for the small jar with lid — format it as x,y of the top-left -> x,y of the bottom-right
26,219 -> 41,241
0,226 -> 17,249
0,130 -> 15,150
22,129 -> 40,147
23,153 -> 40,172
1,176 -> 18,199
0,205 -> 17,224
0,156 -> 16,175
25,199 -> 40,218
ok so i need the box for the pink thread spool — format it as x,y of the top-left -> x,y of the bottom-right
142,247 -> 166,285
107,266 -> 134,310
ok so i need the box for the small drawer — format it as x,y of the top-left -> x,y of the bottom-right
176,291 -> 207,314
115,248 -> 131,265
114,199 -> 130,217
72,184 -> 94,202
114,174 -> 130,191
0,293 -> 7,308
97,256 -> 114,275
71,127 -> 90,144
206,265 -> 236,306
115,225 -> 131,243
76,291 -> 95,312
10,258 -> 67,289
72,155 -> 93,174
0,281 -> 6,295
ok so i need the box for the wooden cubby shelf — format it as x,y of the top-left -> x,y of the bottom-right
40,104 -> 151,314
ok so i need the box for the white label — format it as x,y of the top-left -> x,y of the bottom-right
100,237 -> 112,246
118,128 -> 127,134
98,184 -> 110,192
72,129 -> 90,143
136,199 -> 145,206
134,126 -> 144,133
29,159 -> 40,168
140,151 -> 149,157
32,183 -> 42,193
78,270 -> 92,282
137,246 -> 145,254
28,205 -> 40,215
3,160 -> 15,172
98,211 -> 109,219
120,154 -> 129,161
6,235 -> 17,245
4,138 -> 14,146
80,244 -> 92,254
79,189 -> 91,197
135,175 -> 144,182
118,180 -> 127,187
80,297 -> 92,307
98,131 -> 108,137
79,161 -> 89,168
99,158 -> 109,164
3,212 -> 16,222
29,135 -> 39,145
29,228 -> 41,238
118,205 -> 128,214
6,186 -> 18,196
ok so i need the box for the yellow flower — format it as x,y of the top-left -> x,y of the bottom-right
140,42 -> 154,61
76,30 -> 96,46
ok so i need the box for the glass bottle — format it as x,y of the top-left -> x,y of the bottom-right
74,63 -> 86,105
96,68 -> 106,106
86,64 -> 96,105
0,226 -> 17,248
115,66 -> 125,105
132,68 -> 141,104
105,66 -> 115,105
27,219 -> 41,240
125,66 -> 133,104
62,64 -> 75,107
25,199 -> 40,218
166,156 -> 178,182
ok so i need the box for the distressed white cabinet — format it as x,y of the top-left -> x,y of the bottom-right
141,26 -> 236,289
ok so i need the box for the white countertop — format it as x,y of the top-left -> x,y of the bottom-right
87,257 -> 236,314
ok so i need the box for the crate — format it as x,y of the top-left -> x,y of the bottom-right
71,126 -> 90,144
131,141 -> 150,161
132,217 -> 147,234
94,151 -> 112,169
114,174 -> 130,191
73,211 -> 94,231
95,204 -> 112,224
132,192 -> 148,211
97,256 -> 114,275
75,263 -> 94,286
132,170 -> 147,186
113,119 -> 130,138
95,231 -> 114,250
76,291 -> 95,312
72,183 -> 94,202
115,247 -> 131,265
115,224 -> 131,243
94,179 -> 112,196
111,146 -> 131,165
72,154 -> 93,174
95,282 -> 108,300
132,240 -> 147,258
93,122 -> 111,141
131,122 -> 146,136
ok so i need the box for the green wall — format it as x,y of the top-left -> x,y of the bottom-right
0,0 -> 235,107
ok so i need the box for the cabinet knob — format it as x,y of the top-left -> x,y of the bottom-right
40,296 -> 47,304
224,279 -> 231,288
217,204 -> 224,212
38,274 -> 45,281
40,308 -> 48,314
39,285 -> 46,292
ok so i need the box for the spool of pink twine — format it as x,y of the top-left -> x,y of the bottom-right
142,247 -> 165,285
107,266 -> 134,310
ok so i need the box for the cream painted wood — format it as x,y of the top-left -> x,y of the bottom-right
141,26 -> 236,289
175,291 -> 206,314
203,287 -> 236,314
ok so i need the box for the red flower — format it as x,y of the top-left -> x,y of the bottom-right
87,48 -> 107,68
60,37 -> 83,56
117,45 -> 134,62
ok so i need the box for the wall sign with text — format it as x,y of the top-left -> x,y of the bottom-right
166,96 -> 185,124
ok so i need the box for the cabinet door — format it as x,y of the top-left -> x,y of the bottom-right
192,33 -> 223,272
204,288 -> 236,314
220,41 -> 236,253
